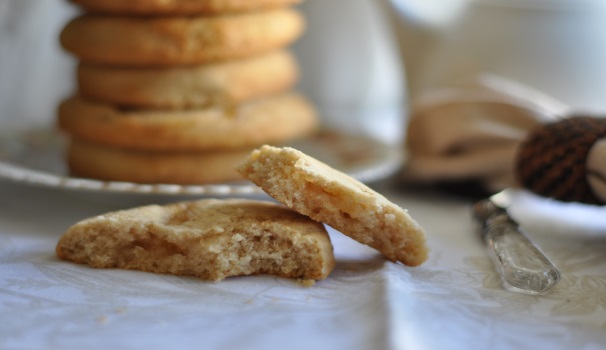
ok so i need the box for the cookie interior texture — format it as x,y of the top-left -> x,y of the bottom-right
238,145 -> 429,266
56,199 -> 335,281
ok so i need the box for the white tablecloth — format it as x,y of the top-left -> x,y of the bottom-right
2,179 -> 605,350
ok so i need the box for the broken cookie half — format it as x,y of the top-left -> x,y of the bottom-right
237,145 -> 428,267
56,199 -> 335,281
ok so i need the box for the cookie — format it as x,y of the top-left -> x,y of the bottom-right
58,93 -> 317,152
60,9 -> 304,66
237,146 -> 429,266
67,140 -> 251,184
69,0 -> 302,15
77,50 -> 298,109
56,199 -> 335,281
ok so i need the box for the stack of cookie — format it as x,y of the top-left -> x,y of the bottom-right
57,0 -> 317,184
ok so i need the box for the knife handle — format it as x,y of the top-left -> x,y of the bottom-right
473,200 -> 560,294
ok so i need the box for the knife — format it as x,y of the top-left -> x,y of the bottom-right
471,190 -> 560,295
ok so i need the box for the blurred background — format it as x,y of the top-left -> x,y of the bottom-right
0,0 -> 77,132
0,0 -> 404,143
2,0 -> 606,143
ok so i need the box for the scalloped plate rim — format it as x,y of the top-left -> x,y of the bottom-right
0,128 -> 404,196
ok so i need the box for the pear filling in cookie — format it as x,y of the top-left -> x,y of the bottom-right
56,199 -> 335,281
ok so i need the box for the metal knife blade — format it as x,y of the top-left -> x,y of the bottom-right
471,190 -> 560,295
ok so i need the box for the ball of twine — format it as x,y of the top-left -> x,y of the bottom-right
516,116 -> 606,205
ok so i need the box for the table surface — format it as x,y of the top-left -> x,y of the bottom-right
1,178 -> 605,350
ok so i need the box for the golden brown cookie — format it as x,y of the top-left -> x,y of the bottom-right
58,93 -> 318,152
238,145 -> 429,266
69,0 -> 302,15
67,140 -> 251,184
56,199 -> 335,281
77,50 -> 298,109
60,9 -> 305,66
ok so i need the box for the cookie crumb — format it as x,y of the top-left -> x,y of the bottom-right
297,278 -> 316,287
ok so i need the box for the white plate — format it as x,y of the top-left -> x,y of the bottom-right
0,129 -> 403,196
